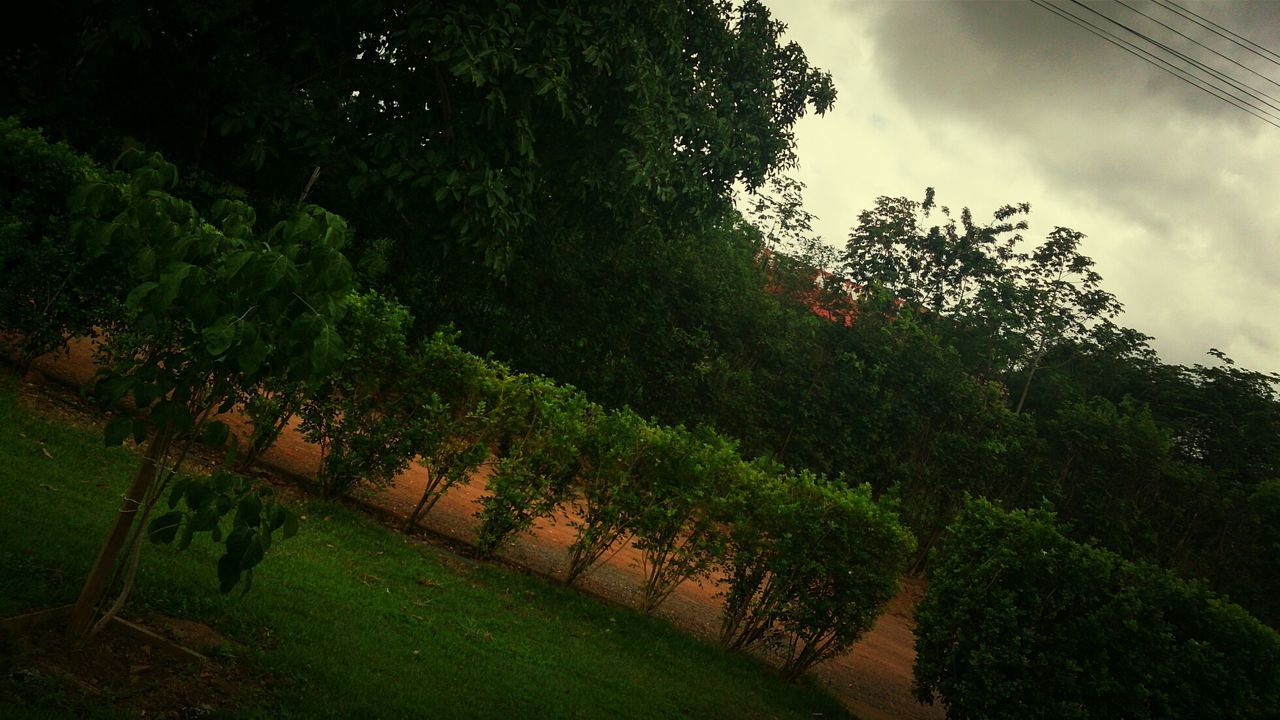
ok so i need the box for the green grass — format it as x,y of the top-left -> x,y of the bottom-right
0,374 -> 851,720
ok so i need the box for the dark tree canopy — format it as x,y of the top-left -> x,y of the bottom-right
2,0 -> 834,274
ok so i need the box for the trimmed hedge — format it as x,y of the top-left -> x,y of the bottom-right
914,498 -> 1280,720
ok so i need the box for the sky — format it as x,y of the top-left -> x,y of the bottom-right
765,0 -> 1280,373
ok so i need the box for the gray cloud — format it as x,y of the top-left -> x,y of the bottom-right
770,0 -> 1280,372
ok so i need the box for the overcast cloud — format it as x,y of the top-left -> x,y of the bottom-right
767,0 -> 1280,372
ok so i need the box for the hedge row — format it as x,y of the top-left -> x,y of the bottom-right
0,121 -> 914,679
264,287 -> 916,678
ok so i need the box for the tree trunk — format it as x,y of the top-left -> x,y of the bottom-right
1014,355 -> 1042,415
68,425 -> 174,637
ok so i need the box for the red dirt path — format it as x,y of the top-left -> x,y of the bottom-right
29,340 -> 943,720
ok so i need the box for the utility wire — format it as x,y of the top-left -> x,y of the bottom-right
1026,0 -> 1280,129
1068,0 -> 1280,116
1152,0 -> 1280,67
1114,0 -> 1280,92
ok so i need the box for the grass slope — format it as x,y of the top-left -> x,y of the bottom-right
0,374 -> 850,719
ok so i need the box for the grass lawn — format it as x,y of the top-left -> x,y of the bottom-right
0,373 -> 851,719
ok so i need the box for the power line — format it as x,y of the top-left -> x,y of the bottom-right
1067,0 -> 1280,116
1026,0 -> 1280,129
1113,0 -> 1280,92
1152,0 -> 1280,68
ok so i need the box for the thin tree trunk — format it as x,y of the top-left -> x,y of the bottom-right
1014,354 -> 1042,415
68,425 -> 174,637
403,470 -> 441,532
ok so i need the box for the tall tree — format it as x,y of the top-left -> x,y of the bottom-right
841,189 -> 1121,410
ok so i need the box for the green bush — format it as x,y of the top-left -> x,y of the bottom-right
0,117 -> 123,366
402,331 -> 500,531
719,471 -> 913,678
476,375 -> 589,555
626,425 -> 739,613
298,291 -> 420,498
564,408 -> 651,585
913,498 -> 1280,720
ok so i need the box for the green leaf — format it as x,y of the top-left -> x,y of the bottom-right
311,321 -> 345,378
202,420 -> 230,448
157,262 -> 194,306
151,400 -> 192,432
96,375 -> 135,406
222,249 -> 255,278
236,493 -> 262,528
185,480 -> 213,511
176,522 -> 195,551
104,414 -> 133,447
148,511 -> 184,544
168,479 -> 189,509
267,504 -> 288,532
240,534 -> 266,571
132,381 -> 163,409
217,552 -> 242,593
131,418 -> 149,445
124,281 -> 159,310
203,316 -> 237,356
131,246 -> 157,277
189,506 -> 218,531
236,333 -> 270,375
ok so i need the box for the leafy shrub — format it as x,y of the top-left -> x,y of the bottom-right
719,471 -> 913,678
402,331 -> 500,531
627,425 -> 740,613
563,408 -> 651,585
476,375 -> 589,555
235,379 -> 303,472
913,499 -> 1280,720
298,291 -> 420,498
0,117 -> 123,366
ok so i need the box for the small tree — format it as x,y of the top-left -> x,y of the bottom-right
563,408 -> 651,586
66,150 -> 353,636
402,332 -> 499,532
476,375 -> 589,555
298,291 -> 420,499
719,471 -> 913,678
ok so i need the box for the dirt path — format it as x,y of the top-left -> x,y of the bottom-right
29,340 -> 943,720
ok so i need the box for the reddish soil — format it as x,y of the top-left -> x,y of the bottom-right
28,339 -> 944,720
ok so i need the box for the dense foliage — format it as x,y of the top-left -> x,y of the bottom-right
914,499 -> 1280,719
0,118 -> 123,367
